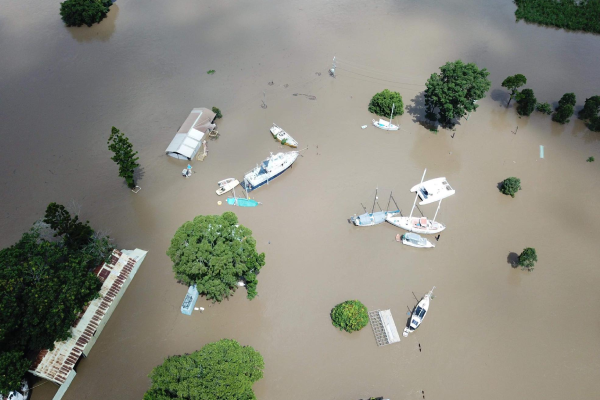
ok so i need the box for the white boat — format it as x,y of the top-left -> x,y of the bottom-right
372,103 -> 399,131
216,178 -> 239,196
241,151 -> 299,192
387,169 -> 451,234
401,233 -> 435,248
270,123 -> 298,147
350,189 -> 399,227
410,176 -> 455,205
403,287 -> 435,337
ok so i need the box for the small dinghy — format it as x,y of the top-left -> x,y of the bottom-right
270,123 -> 298,147
216,178 -> 239,196
403,287 -> 435,337
401,233 -> 435,248
372,103 -> 399,131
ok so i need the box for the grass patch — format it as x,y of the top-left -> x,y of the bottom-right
514,0 -> 600,34
207,70 -> 216,75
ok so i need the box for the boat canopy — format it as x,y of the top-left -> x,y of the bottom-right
166,108 -> 216,160
405,232 -> 427,245
411,177 -> 455,205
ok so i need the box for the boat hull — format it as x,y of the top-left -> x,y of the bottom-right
372,119 -> 399,131
350,210 -> 399,227
386,215 -> 445,234
401,234 -> 435,248
226,197 -> 260,207
410,177 -> 455,205
242,152 -> 298,192
216,179 -> 240,196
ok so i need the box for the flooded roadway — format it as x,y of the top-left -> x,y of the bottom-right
1,0 -> 599,399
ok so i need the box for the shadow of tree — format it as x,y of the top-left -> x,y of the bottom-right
133,165 -> 145,186
490,88 -> 510,107
507,252 -> 519,268
405,91 -> 440,131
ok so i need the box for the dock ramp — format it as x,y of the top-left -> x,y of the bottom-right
368,309 -> 400,346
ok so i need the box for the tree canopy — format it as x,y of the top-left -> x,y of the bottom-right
516,89 -> 537,116
518,248 -> 538,271
108,127 -> 140,189
330,300 -> 369,333
579,96 -> 600,131
144,339 -> 264,400
500,177 -> 521,198
552,93 -> 576,124
424,60 -> 491,127
514,0 -> 600,35
60,0 -> 113,27
167,212 -> 265,302
0,203 -> 112,395
368,89 -> 404,118
501,74 -> 527,107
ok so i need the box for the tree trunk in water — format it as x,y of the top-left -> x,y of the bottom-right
507,96 -> 512,108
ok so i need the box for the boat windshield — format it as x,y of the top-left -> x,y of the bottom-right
419,187 -> 429,198
416,306 -> 426,317
411,319 -> 420,327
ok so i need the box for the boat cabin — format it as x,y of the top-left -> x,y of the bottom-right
404,233 -> 427,246
166,108 -> 216,160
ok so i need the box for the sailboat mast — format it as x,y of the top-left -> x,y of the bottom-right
432,199 -> 442,223
389,103 -> 395,125
371,187 -> 377,214
409,169 -> 427,220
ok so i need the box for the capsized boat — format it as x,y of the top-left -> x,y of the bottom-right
241,151 -> 300,192
403,287 -> 435,337
401,233 -> 435,248
410,176 -> 455,205
270,123 -> 298,147
226,197 -> 261,207
372,103 -> 399,131
216,178 -> 239,196
350,189 -> 399,227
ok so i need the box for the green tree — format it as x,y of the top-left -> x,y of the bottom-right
500,177 -> 521,198
368,89 -> 404,118
536,102 -> 552,115
518,248 -> 537,271
578,96 -> 600,131
60,0 -> 113,27
211,107 -> 223,119
330,300 -> 369,333
552,93 -> 576,124
0,351 -> 30,396
167,212 -> 265,302
424,60 -> 491,127
516,89 -> 537,116
588,116 -> 600,132
108,127 -> 140,189
44,202 -> 93,250
144,339 -> 264,400
501,74 -> 527,107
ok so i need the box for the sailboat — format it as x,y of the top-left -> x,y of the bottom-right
403,287 -> 436,337
410,176 -> 455,205
386,169 -> 453,234
372,103 -> 399,131
350,188 -> 399,227
226,186 -> 261,207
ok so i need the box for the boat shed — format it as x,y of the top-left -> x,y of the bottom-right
29,248 -> 147,400
165,108 -> 216,160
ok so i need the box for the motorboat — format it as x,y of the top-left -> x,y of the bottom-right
410,177 -> 455,205
372,103 -> 399,131
386,215 -> 445,235
350,188 -> 399,227
403,287 -> 435,337
241,151 -> 299,192
216,178 -> 239,196
270,123 -> 298,147
401,233 -> 435,248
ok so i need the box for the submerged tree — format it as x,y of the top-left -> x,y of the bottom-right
518,248 -> 537,271
144,339 -> 264,400
368,89 -> 404,118
211,106 -> 223,119
60,0 -> 113,27
516,89 -> 537,116
552,93 -> 576,124
424,60 -> 491,127
108,127 -> 140,189
536,102 -> 552,115
0,352 -> 30,397
500,177 -> 521,198
501,74 -> 527,107
167,212 -> 265,301
330,300 -> 369,333
579,96 -> 600,131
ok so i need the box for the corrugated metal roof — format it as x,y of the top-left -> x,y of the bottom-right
29,250 -> 143,385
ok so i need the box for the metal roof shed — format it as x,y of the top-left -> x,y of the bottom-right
166,108 -> 216,160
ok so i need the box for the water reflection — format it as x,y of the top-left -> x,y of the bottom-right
66,3 -> 119,42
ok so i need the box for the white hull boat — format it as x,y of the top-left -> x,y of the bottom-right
372,119 -> 399,131
386,215 -> 445,234
270,123 -> 298,147
401,233 -> 435,248
241,151 -> 299,192
403,287 -> 435,337
216,178 -> 239,196
411,177 -> 455,205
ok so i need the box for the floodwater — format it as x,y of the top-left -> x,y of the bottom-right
1,0 -> 600,399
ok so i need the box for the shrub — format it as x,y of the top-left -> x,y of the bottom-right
331,300 -> 369,333
500,177 -> 521,198
368,89 -> 404,118
211,107 -> 222,119
516,89 -> 537,116
518,248 -> 537,271
60,0 -> 112,27
536,102 -> 552,115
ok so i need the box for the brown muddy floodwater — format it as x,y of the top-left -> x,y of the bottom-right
1,0 -> 600,399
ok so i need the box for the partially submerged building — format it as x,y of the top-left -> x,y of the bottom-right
29,249 -> 147,400
165,108 -> 216,160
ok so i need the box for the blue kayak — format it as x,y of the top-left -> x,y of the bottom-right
226,197 -> 261,207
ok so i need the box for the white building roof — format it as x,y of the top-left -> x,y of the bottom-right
166,108 -> 216,160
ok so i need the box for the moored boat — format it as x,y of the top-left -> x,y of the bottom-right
403,287 -> 436,337
241,151 -> 300,192
226,197 -> 261,207
216,178 -> 239,196
386,215 -> 445,235
410,177 -> 455,205
270,123 -> 298,147
372,103 -> 399,131
350,189 -> 399,227
401,233 -> 435,248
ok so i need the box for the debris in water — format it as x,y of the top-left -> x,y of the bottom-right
315,72 -> 321,76
540,145 -> 544,159
268,81 -> 274,86
361,125 -> 367,129
207,70 -> 215,74
293,93 -> 316,100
